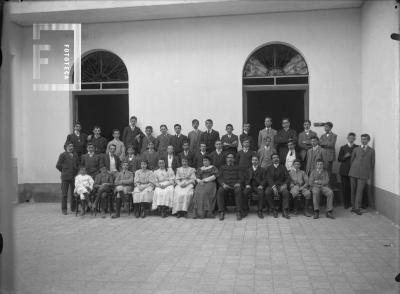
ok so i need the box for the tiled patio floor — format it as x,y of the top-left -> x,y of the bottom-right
10,203 -> 400,294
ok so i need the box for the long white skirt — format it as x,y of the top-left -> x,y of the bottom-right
132,186 -> 154,203
152,185 -> 174,210
172,184 -> 194,214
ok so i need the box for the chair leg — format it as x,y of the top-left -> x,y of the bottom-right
75,196 -> 79,217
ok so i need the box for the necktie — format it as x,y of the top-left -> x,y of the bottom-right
290,151 -> 293,156
267,128 -> 270,134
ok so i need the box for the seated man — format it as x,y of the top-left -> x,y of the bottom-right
80,143 -> 102,179
289,159 -> 311,217
112,161 -> 134,219
217,153 -> 244,221
309,159 -> 335,219
265,153 -> 291,219
93,165 -> 114,218
243,155 -> 267,219
104,144 -> 121,177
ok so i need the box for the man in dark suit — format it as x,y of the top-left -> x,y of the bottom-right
209,140 -> 226,169
170,124 -> 188,155
348,134 -> 375,215
89,126 -> 108,156
56,142 -> 79,214
236,139 -> 256,173
221,124 -> 239,155
163,145 -> 180,172
243,155 -> 267,218
265,153 -> 291,218
179,141 -> 195,167
200,119 -> 220,153
193,143 -> 208,169
274,118 -> 297,162
104,144 -> 121,175
239,123 -> 256,151
122,116 -> 144,151
80,143 -> 102,179
217,153 -> 244,221
64,122 -> 88,160
282,139 -> 299,171
338,132 -> 358,209
297,120 -> 317,166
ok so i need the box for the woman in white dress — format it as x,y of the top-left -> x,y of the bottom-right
172,157 -> 196,218
152,159 -> 175,217
133,159 -> 154,218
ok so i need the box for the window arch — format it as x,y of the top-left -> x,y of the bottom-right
243,43 -> 308,85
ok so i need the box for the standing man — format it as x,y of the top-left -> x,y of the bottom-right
274,118 -> 297,162
179,141 -> 195,168
265,153 -> 291,219
338,132 -> 358,209
209,140 -> 226,169
188,119 -> 203,153
56,142 -> 79,214
80,143 -> 102,180
140,126 -> 156,154
122,116 -> 144,152
89,126 -> 108,156
258,117 -> 277,149
200,119 -> 220,154
236,139 -> 256,173
64,122 -> 87,160
221,124 -> 239,155
104,144 -> 121,177
305,137 -> 327,176
217,153 -> 244,221
243,155 -> 267,219
155,124 -> 173,157
258,136 -> 276,169
240,122 -> 256,151
106,129 -> 125,160
298,120 -> 317,166
170,124 -> 188,156
319,122 -> 337,180
348,134 -> 375,215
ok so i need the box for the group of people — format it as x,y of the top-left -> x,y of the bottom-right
56,116 -> 375,220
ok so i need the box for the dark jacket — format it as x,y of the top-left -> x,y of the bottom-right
218,164 -> 243,187
179,150 -> 195,167
200,130 -> 220,153
122,126 -> 144,150
104,153 -> 121,172
235,149 -> 256,170
338,144 -> 358,176
89,135 -> 108,154
239,132 -> 256,151
170,134 -> 188,155
65,132 -> 88,156
162,154 -> 180,172
266,164 -> 290,187
80,153 -> 102,178
56,151 -> 79,181
245,166 -> 267,189
274,129 -> 297,160
193,151 -> 208,169
209,150 -> 226,169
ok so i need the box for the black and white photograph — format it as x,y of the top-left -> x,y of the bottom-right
0,0 -> 400,293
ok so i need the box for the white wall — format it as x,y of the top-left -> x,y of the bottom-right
361,0 -> 400,195
15,7 -> 362,183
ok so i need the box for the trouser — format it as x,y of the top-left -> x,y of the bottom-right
243,187 -> 264,211
217,186 -> 242,212
312,186 -> 334,211
61,180 -> 75,212
341,175 -> 351,207
350,177 -> 367,210
265,185 -> 290,210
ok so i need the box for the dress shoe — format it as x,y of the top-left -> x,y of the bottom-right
62,211 -> 67,215
242,211 -> 249,218
111,214 -> 120,219
141,208 -> 146,218
313,210 -> 319,219
273,209 -> 278,218
304,209 -> 311,217
257,210 -> 264,219
355,209 -> 362,215
206,212 -> 216,219
219,212 -> 225,221
282,210 -> 290,219
326,211 -> 335,219
236,211 -> 242,221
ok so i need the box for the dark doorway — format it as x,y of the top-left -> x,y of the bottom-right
75,94 -> 129,140
245,90 -> 306,139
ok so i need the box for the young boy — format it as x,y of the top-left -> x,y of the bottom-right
338,132 -> 358,209
188,119 -> 203,153
93,166 -> 114,218
89,126 -> 107,155
236,139 -> 256,172
275,118 -> 297,163
209,140 -> 226,169
289,159 -> 311,216
121,145 -> 141,173
74,166 -> 94,216
112,161 -> 134,218
309,160 -> 335,219
106,129 -> 125,160
179,141 -> 195,167
155,124 -> 172,156
141,141 -> 159,170
140,126 -> 156,154
170,124 -> 188,155
258,117 -> 277,149
348,133 -> 375,215
305,136 -> 327,175
122,116 -> 144,151
104,144 -> 121,176
319,122 -> 337,180
240,123 -> 256,151
284,140 -> 298,171
64,122 -> 88,160
200,119 -> 220,153
56,142 -> 79,214
193,143 -> 208,169
258,136 -> 276,169
298,120 -> 317,165
221,124 -> 239,155
80,143 -> 102,179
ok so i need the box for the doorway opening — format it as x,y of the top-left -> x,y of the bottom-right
242,43 -> 309,140
71,50 -> 129,140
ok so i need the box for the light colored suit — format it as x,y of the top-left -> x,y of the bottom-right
319,132 -> 337,162
298,130 -> 318,161
348,145 -> 375,210
258,128 -> 277,149
305,146 -> 328,175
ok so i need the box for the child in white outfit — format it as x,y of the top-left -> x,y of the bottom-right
74,166 -> 94,215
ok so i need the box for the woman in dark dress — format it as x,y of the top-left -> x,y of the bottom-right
192,156 -> 218,219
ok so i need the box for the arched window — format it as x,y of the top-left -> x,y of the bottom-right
243,43 -> 308,85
